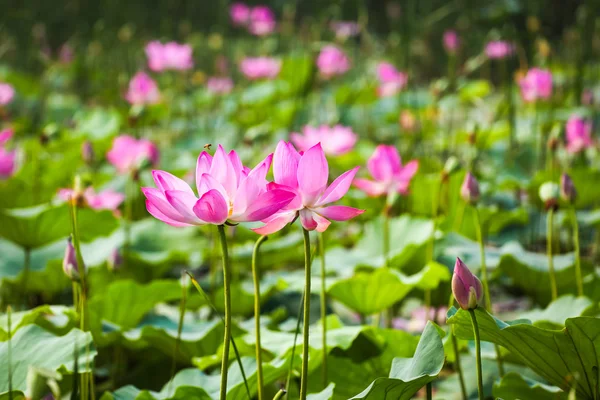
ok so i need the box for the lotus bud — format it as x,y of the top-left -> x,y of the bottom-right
107,248 -> 122,272
539,181 -> 560,210
460,172 -> 480,204
452,257 -> 483,310
81,140 -> 95,166
62,237 -> 80,282
442,156 -> 460,181
69,176 -> 86,208
560,173 -> 577,204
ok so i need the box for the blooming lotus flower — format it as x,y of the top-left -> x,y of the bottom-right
240,57 -> 281,80
63,238 -> 80,282
452,258 -> 483,310
59,188 -> 125,211
145,41 -> 193,72
485,41 -> 514,59
565,116 -> 594,154
316,45 -> 350,79
0,83 -> 15,106
443,30 -> 460,53
330,21 -> 360,40
290,125 -> 357,156
230,2 -> 250,26
560,173 -> 576,204
376,62 -> 408,97
206,77 -> 234,94
142,145 -> 295,227
254,142 -> 364,234
353,145 -> 418,198
125,72 -> 161,105
107,135 -> 159,174
519,68 -> 553,102
460,172 -> 480,204
248,6 -> 276,36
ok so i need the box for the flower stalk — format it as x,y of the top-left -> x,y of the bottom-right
252,235 -> 269,400
217,224 -> 232,400
299,227 -> 312,400
319,231 -> 328,387
468,308 -> 484,400
547,207 -> 558,301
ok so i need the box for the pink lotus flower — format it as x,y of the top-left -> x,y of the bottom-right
290,125 -> 357,156
107,135 -> 159,174
145,41 -> 193,72
240,57 -> 281,80
230,2 -> 250,26
125,72 -> 161,105
316,45 -> 350,79
330,21 -> 360,40
376,62 -> 408,97
0,83 -> 15,106
0,128 -> 13,145
460,172 -> 480,204
443,30 -> 460,53
353,145 -> 418,197
565,115 -> 594,154
0,129 -> 16,179
519,68 -> 553,102
254,141 -> 364,234
59,188 -> 125,211
206,77 -> 234,94
248,6 -> 276,36
142,145 -> 295,227
485,41 -> 514,59
452,257 -> 483,310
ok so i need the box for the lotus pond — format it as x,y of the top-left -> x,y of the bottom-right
1,1 -> 600,399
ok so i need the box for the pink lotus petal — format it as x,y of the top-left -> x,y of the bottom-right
353,178 -> 387,197
193,189 -> 229,225
313,213 -> 332,232
242,189 -> 296,222
318,205 -> 364,221
142,187 -> 188,223
145,199 -> 191,227
165,190 -> 203,224
195,152 -> 213,193
273,141 -> 301,189
297,143 -> 328,205
368,145 -> 401,181
315,166 -> 359,207
210,145 -> 237,199
252,210 -> 297,235
152,170 -> 194,194
197,173 -> 229,202
299,209 -> 318,231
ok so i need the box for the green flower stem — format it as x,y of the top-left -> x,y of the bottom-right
123,173 -> 135,266
299,228 -> 312,400
7,305 -> 12,397
20,248 -> 31,308
570,207 -> 583,296
426,382 -> 432,400
468,308 -> 484,400
319,231 -> 328,387
547,208 -> 558,301
273,389 -> 287,400
383,209 -> 390,268
252,235 -> 269,400
217,224 -> 232,400
448,294 -> 467,400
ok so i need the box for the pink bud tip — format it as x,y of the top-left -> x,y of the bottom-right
452,257 -> 483,310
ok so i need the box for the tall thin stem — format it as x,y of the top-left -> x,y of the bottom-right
468,309 -> 484,400
252,235 -> 269,400
319,232 -> 328,387
570,207 -> 583,296
217,224 -> 232,400
547,208 -> 558,301
448,294 -> 467,400
7,305 -> 12,399
299,228 -> 312,400
383,210 -> 390,268
426,382 -> 432,400
20,248 -> 31,308
123,173 -> 135,265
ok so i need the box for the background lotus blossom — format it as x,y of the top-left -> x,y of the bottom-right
254,141 -> 364,234
0,128 -> 16,179
316,45 -> 350,79
230,2 -> 250,26
240,57 -> 281,80
460,172 -> 480,204
125,72 -> 161,105
206,77 -> 234,94
290,124 -> 357,156
0,83 -> 15,105
330,21 -> 360,40
443,30 -> 459,53
376,62 -> 408,97
353,145 -> 418,197
0,128 -> 13,145
519,68 -> 553,102
485,40 -> 514,59
59,188 -> 125,211
248,6 -> 276,36
565,115 -> 594,153
107,135 -> 159,174
145,41 -> 193,72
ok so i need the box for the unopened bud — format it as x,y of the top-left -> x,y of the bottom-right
560,173 -> 577,204
107,248 -> 122,272
539,181 -> 560,210
81,141 -> 95,165
62,237 -> 80,282
452,258 -> 483,310
460,172 -> 480,204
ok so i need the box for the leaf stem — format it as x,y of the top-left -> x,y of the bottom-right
252,235 -> 269,400
217,224 -> 232,400
426,382 -> 432,400
299,228 -> 312,400
319,231 -> 328,388
468,308 -> 484,400
7,305 -> 12,400
570,207 -> 583,297
547,208 -> 558,301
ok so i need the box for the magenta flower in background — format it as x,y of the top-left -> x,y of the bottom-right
145,41 -> 193,72
452,257 -> 483,310
107,135 -> 159,174
376,62 -> 408,97
0,83 -> 15,106
230,2 -> 250,26
240,57 -> 281,80
519,68 -> 553,103
59,188 -> 125,211
0,128 -> 13,145
142,145 -> 295,227
290,124 -> 357,156
59,43 -> 74,64
330,21 -> 360,40
125,72 -> 161,105
443,30 -> 460,53
0,128 -> 16,179
316,45 -> 350,79
485,41 -> 514,59
353,145 -> 418,198
254,141 -> 364,234
248,6 -> 276,36
565,115 -> 594,154
206,77 -> 234,94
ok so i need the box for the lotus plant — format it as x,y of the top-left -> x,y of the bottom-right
561,173 -> 583,296
125,72 -> 161,106
519,68 -> 553,103
240,57 -> 281,80
248,6 -> 276,36
539,181 -> 560,301
145,41 -> 193,72
59,187 -> 125,212
316,45 -> 350,79
484,40 -> 514,59
565,115 -> 594,154
206,77 -> 234,95
376,62 -> 408,98
0,82 -> 15,106
0,128 -> 16,179
290,124 -> 357,156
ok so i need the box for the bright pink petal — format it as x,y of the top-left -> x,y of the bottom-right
192,189 -> 229,225
299,209 -> 318,231
152,170 -> 194,194
197,173 -> 229,202
297,143 -> 328,205
142,187 -> 189,223
58,189 -> 74,202
228,150 -> 244,185
165,190 -> 204,224
367,145 -> 401,181
313,213 -> 331,232
353,178 -> 387,197
315,167 -> 359,207
209,145 -> 237,199
145,200 -> 191,227
240,189 -> 296,222
318,205 -> 364,221
252,211 -> 297,235
273,141 -> 301,189
195,152 -> 213,193
395,160 -> 419,182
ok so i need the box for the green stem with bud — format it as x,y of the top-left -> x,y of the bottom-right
468,308 -> 484,400
547,208 -> 558,301
252,235 -> 269,400
217,224 -> 232,400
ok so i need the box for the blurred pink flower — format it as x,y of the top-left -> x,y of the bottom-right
330,21 -> 360,40
107,135 -> 159,174
230,2 -> 251,26
376,62 -> 407,97
519,68 -> 553,102
290,124 -> 357,156
485,41 -> 514,59
565,115 -> 594,154
142,145 -> 295,226
240,57 -> 281,80
0,128 -> 13,146
443,30 -> 460,53
59,44 -> 74,64
206,77 -> 234,94
460,172 -> 480,204
254,141 -> 364,234
393,306 -> 448,333
125,72 -> 161,105
0,83 -> 15,106
59,188 -> 125,211
145,41 -> 193,72
317,45 -> 350,79
353,145 -> 418,197
0,130 -> 16,179
248,6 -> 276,36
